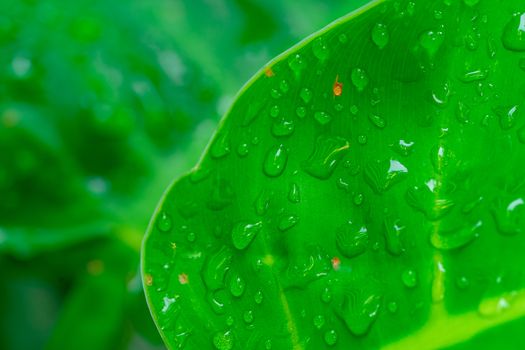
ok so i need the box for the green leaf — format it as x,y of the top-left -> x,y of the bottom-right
143,0 -> 525,348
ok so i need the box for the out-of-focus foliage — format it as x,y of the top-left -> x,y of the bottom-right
0,0 -> 368,349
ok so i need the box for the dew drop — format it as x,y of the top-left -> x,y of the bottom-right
402,269 -> 418,288
226,316 -> 234,326
254,188 -> 272,216
321,287 -> 333,303
313,314 -> 325,329
300,88 -> 312,104
372,23 -> 389,49
237,143 -> 249,157
213,330 -> 233,350
231,221 -> 262,250
336,222 -> 369,258
339,290 -> 382,336
324,329 -> 338,346
353,193 -> 364,206
369,114 -> 386,129
364,159 -> 408,194
456,275 -> 470,289
303,135 -> 350,180
387,301 -> 398,313
430,221 -> 482,250
502,13 -> 525,52
243,310 -> 254,324
263,144 -> 288,177
229,274 -> 246,297
279,79 -> 290,93
264,339 -> 272,349
288,183 -> 301,203
494,105 -> 519,130
270,88 -> 282,99
358,135 -> 368,145
202,247 -> 233,290
339,33 -> 348,43
314,111 -> 332,125
296,106 -> 306,118
211,133 -> 231,159
350,105 -> 359,115
186,231 -> 196,242
313,37 -> 330,61
351,68 -> 369,92
157,211 -> 173,232
383,216 -> 405,255
270,105 -> 280,118
278,214 -> 299,231
288,53 -> 307,75
419,30 -> 444,58
254,290 -> 264,304
272,117 -> 295,137
492,197 -> 524,235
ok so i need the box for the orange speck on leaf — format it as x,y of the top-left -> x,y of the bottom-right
333,75 -> 343,96
331,256 -> 341,271
265,67 -> 275,77
145,274 -> 153,286
178,273 -> 189,285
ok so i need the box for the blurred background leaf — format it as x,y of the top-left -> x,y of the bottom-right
0,0 -> 369,349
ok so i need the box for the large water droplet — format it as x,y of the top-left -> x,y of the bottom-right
492,197 -> 524,235
406,184 -> 455,220
202,247 -> 233,290
213,330 -> 233,350
383,215 -> 405,255
364,159 -> 408,194
372,23 -> 389,49
263,144 -> 288,177
419,30 -> 444,58
303,136 -> 350,180
502,13 -> 525,52
312,37 -> 330,61
336,222 -> 369,258
232,221 -> 263,250
430,220 -> 482,250
339,290 -> 382,336
351,68 -> 369,92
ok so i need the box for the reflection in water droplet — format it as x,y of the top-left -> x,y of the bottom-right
263,144 -> 288,177
303,136 -> 350,180
288,183 -> 301,203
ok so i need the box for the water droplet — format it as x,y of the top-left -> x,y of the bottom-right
208,177 -> 235,210
229,273 -> 246,297
494,105 -> 519,130
419,30 -> 444,58
350,105 -> 359,115
456,276 -> 470,289
278,214 -> 299,231
406,184 -> 455,220
336,222 -> 368,258
213,330 -> 233,350
339,290 -> 382,336
353,193 -> 364,206
387,301 -> 398,313
186,231 -> 196,242
339,33 -> 348,43
226,316 -> 234,326
254,188 -> 272,216
402,269 -> 418,288
208,289 -> 229,315
211,133 -> 231,159
254,290 -> 264,304
202,247 -> 233,290
430,221 -> 482,250
369,114 -> 386,129
300,88 -> 312,104
392,139 -> 415,156
288,53 -> 307,76
321,287 -> 333,303
314,111 -> 332,125
243,310 -> 254,324
357,135 -> 367,145
237,143 -> 249,157
313,37 -> 330,61
270,88 -> 282,99
364,159 -> 408,194
492,197 -> 524,235
383,216 -> 405,255
283,246 -> 331,288
502,13 -> 525,52
296,106 -> 306,118
313,314 -> 325,329
232,221 -> 263,250
288,183 -> 301,203
157,211 -> 173,232
324,329 -> 338,346
270,105 -> 280,118
303,136 -> 350,179
272,117 -> 295,137
372,23 -> 389,49
265,339 -> 272,349
351,68 -> 369,92
279,79 -> 289,93
334,103 -> 343,111
263,144 -> 288,177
